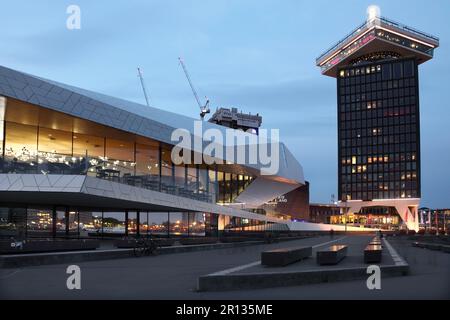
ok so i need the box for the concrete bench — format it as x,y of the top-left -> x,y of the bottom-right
317,245 -> 348,265
261,246 -> 312,267
364,244 -> 382,263
370,237 -> 381,244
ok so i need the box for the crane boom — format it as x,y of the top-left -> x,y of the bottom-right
137,67 -> 150,107
178,57 -> 210,120
179,58 -> 202,108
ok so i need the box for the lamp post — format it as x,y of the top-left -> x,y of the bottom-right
444,211 -> 447,235
428,209 -> 432,232
344,207 -> 348,233
345,217 -> 347,233
435,210 -> 439,236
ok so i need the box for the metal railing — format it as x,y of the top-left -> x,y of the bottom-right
317,20 -> 369,64
0,153 -> 217,204
317,16 -> 439,64
380,16 -> 439,43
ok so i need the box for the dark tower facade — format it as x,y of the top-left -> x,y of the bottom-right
317,12 -> 439,231
337,57 -> 420,202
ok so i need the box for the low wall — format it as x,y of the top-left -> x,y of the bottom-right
0,239 -> 100,254
287,221 -> 378,232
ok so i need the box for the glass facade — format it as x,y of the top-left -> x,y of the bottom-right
147,212 -> 169,236
26,207 -> 53,237
0,207 -> 26,238
0,97 -> 281,241
0,97 -> 259,204
337,58 -> 420,201
0,207 -> 224,239
216,171 -> 253,204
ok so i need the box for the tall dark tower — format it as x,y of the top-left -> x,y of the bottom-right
316,7 -> 439,231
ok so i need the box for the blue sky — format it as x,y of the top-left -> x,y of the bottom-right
1,0 -> 449,207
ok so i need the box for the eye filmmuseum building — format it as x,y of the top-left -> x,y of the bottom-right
317,15 -> 439,231
0,65 -> 316,240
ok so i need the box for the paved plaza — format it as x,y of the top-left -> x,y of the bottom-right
0,235 -> 449,299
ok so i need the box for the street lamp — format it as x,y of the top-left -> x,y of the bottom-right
344,207 -> 348,233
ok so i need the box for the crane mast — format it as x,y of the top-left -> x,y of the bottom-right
178,57 -> 210,120
137,67 -> 151,107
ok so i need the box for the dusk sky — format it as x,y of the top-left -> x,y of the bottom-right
1,0 -> 448,208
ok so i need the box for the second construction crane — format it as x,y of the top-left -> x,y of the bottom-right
178,57 -> 210,120
137,67 -> 151,107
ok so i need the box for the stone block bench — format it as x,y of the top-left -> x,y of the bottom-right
261,246 -> 312,267
317,245 -> 348,265
364,244 -> 382,263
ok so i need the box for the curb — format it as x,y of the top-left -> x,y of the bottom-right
412,241 -> 450,253
0,248 -> 133,268
197,263 -> 409,292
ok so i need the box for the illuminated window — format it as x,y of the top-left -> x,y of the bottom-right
174,165 -> 186,188
73,133 -> 104,157
4,122 -> 38,160
38,127 -> 72,155
106,138 -> 134,162
135,143 -> 159,176
161,148 -> 173,185
187,165 -> 197,192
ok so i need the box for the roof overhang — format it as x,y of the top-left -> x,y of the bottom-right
317,17 -> 439,78
0,65 -> 305,185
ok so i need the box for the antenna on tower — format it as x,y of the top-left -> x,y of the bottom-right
366,5 -> 381,25
137,67 -> 151,107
